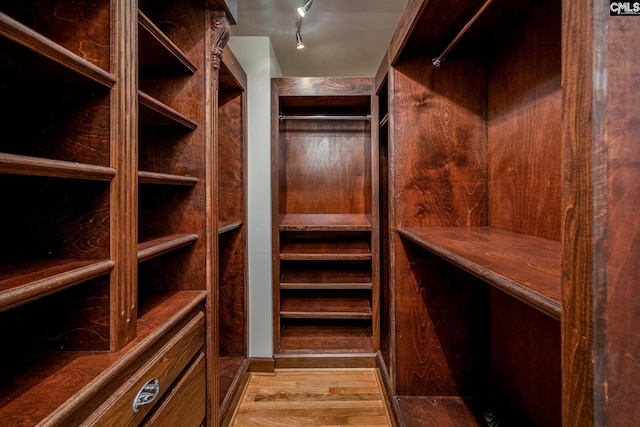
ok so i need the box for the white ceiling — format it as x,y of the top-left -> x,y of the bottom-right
230,0 -> 408,77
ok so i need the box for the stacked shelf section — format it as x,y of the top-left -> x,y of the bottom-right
0,1 -> 116,424
272,78 -> 378,356
136,0 -> 207,307
279,215 -> 374,352
215,49 -> 249,424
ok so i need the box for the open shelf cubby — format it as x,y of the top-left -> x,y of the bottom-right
272,77 -> 378,358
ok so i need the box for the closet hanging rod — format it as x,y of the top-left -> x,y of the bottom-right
279,114 -> 371,121
432,0 -> 494,67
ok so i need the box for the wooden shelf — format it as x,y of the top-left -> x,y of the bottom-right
0,259 -> 114,312
280,214 -> 372,231
138,234 -> 199,263
0,12 -> 115,88
218,220 -> 243,235
281,294 -> 372,319
280,264 -> 372,290
138,91 -> 198,129
0,290 -> 205,426
280,240 -> 372,261
397,227 -> 561,319
138,171 -> 199,186
279,320 -> 374,352
138,11 -> 197,74
0,153 -> 116,181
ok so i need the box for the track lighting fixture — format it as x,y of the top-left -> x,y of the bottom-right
296,19 -> 305,49
297,0 -> 313,17
296,31 -> 305,49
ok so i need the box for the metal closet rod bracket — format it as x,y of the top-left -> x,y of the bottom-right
432,0 -> 494,67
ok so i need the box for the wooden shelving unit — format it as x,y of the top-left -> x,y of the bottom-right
376,0 -> 565,425
215,48 -> 249,425
0,0 -> 241,425
272,77 -> 378,360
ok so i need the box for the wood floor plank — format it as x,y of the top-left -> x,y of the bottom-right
229,369 -> 393,427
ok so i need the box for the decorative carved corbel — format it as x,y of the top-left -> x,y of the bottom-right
211,11 -> 230,69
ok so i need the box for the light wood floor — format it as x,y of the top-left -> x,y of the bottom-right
228,368 -> 394,426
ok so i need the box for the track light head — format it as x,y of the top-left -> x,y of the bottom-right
296,30 -> 305,49
297,0 -> 313,17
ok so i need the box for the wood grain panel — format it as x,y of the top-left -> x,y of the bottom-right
217,90 -> 244,223
490,288 -> 561,427
487,0 -> 562,240
283,119 -> 369,215
561,0 -> 595,424
0,176 -> 110,261
0,276 -> 110,352
219,228 -> 247,356
392,53 -> 487,229
0,84 -> 111,166
276,77 -> 372,98
0,0 -> 111,70
394,238 -> 489,397
396,396 -> 496,427
144,353 -> 206,427
600,10 -> 640,426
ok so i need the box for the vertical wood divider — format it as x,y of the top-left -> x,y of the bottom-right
110,0 -> 139,351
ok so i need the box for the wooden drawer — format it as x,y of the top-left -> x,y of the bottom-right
143,352 -> 206,427
82,312 -> 205,426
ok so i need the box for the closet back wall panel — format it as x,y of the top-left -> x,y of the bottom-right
487,0 -> 561,241
283,120 -> 369,215
392,52 -> 487,229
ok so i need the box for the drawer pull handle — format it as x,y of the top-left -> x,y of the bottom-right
132,378 -> 160,413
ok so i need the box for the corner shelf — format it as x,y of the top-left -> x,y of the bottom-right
397,227 -> 561,319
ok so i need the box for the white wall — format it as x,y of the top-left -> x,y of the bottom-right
227,36 -> 281,358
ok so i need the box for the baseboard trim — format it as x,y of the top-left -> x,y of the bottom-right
376,351 -> 401,426
274,352 -> 377,369
250,357 -> 275,374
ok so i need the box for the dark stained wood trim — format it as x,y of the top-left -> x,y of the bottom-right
274,353 -> 377,369
250,357 -> 275,374
110,0 -> 139,351
561,0 -> 595,425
